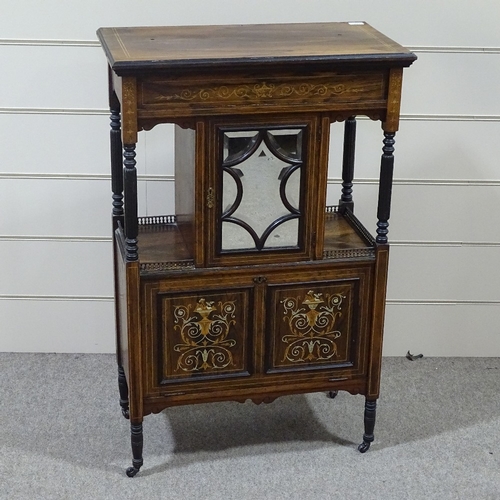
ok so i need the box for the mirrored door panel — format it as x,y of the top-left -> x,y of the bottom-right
219,127 -> 305,252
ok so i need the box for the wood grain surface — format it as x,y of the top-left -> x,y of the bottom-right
97,22 -> 416,72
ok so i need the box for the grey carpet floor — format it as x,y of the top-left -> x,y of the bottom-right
1,354 -> 499,500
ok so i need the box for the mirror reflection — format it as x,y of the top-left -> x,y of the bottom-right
221,128 -> 304,252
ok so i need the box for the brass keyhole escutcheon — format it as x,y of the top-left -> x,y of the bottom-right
253,276 -> 267,284
207,187 -> 215,209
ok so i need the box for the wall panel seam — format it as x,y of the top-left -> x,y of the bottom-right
2,173 -> 500,186
1,236 -> 498,247
409,46 -> 500,54
1,39 -> 500,54
0,39 -> 99,47
1,294 -> 499,306
387,300 -> 500,306
390,241 -> 500,247
329,178 -> 500,186
3,108 -> 500,122
0,107 -> 108,116
0,173 -> 174,181
0,294 -> 113,301
0,236 -> 112,242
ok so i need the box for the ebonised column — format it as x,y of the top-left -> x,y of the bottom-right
126,422 -> 144,477
376,132 -> 396,244
123,144 -> 138,261
110,107 -> 124,220
111,106 -> 129,420
339,116 -> 356,212
358,399 -> 377,453
117,366 -> 130,419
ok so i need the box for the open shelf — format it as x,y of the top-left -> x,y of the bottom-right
121,207 -> 375,275
323,206 -> 376,260
136,216 -> 195,273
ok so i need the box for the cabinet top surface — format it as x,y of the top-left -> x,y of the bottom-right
97,22 -> 416,73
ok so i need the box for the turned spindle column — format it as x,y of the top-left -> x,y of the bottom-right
376,132 -> 396,244
339,116 -> 356,212
123,144 -> 138,262
110,108 -> 124,219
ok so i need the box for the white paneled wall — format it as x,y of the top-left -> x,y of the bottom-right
1,1 -> 499,355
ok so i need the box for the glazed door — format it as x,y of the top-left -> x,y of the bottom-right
206,115 -> 323,266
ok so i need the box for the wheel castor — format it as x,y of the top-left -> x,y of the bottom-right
122,408 -> 130,420
358,441 -> 371,453
127,423 -> 143,477
126,466 -> 140,477
327,390 -> 338,399
358,399 -> 376,453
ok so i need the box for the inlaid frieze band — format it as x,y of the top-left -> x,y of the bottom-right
140,73 -> 386,108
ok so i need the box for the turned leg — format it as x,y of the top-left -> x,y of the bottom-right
358,399 -> 377,453
126,422 -> 144,477
123,143 -> 138,262
376,132 -> 396,244
339,116 -> 356,212
111,104 -> 128,420
110,106 -> 124,220
117,366 -> 130,419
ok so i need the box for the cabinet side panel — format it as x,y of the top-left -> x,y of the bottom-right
313,115 -> 330,259
126,261 -> 143,420
115,239 -> 129,378
367,246 -> 390,398
174,125 -> 196,257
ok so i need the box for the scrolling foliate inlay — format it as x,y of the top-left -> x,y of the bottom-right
384,68 -> 403,131
121,78 -> 138,143
143,75 -> 384,106
280,291 -> 346,363
156,82 -> 361,102
173,299 -> 237,372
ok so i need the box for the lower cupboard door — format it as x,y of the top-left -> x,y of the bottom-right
154,286 -> 252,385
266,278 -> 365,374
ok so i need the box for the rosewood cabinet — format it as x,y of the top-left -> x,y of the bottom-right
97,22 -> 416,476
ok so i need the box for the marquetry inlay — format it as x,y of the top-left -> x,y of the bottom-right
173,299 -> 237,372
280,290 -> 346,363
139,73 -> 386,113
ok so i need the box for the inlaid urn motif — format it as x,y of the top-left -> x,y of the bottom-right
280,290 -> 346,364
173,298 -> 238,372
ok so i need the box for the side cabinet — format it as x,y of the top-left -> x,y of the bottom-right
97,22 -> 416,476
